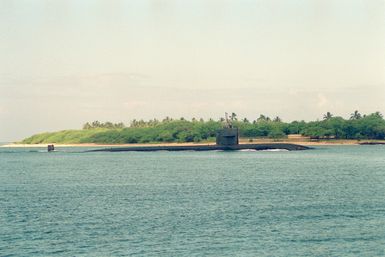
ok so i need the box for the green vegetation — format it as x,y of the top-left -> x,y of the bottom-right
21,111 -> 385,144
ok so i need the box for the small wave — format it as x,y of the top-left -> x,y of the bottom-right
238,149 -> 257,152
27,150 -> 54,153
0,150 -> 46,154
261,149 -> 289,152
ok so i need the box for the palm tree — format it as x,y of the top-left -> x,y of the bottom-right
257,114 -> 271,122
257,114 -> 266,122
163,116 -> 172,122
92,120 -> 101,128
130,119 -> 138,127
273,116 -> 282,122
83,122 -> 92,130
323,112 -> 333,120
374,111 -> 383,118
243,118 -> 249,123
350,110 -> 361,120
230,112 -> 237,121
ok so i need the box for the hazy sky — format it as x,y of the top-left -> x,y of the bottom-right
1,0 -> 384,141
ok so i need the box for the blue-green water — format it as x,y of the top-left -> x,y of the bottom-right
1,146 -> 385,256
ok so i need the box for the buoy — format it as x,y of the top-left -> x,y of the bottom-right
48,144 -> 55,152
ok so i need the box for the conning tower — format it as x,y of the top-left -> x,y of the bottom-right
216,113 -> 239,146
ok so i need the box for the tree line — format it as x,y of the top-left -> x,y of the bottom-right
76,111 -> 385,144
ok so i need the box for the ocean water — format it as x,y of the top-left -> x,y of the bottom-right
1,146 -> 385,256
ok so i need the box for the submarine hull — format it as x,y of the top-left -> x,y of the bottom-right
88,143 -> 310,152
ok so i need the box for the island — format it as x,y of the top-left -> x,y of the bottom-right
89,123 -> 309,152
17,111 -> 385,150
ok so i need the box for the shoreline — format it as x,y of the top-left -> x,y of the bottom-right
3,140 -> 384,148
1,142 -> 217,148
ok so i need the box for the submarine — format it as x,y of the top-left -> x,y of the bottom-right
88,114 -> 310,152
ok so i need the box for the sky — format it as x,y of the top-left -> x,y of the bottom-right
0,0 -> 384,141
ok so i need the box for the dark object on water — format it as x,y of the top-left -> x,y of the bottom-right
48,144 -> 55,152
89,143 -> 309,152
216,128 -> 239,146
359,142 -> 385,145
